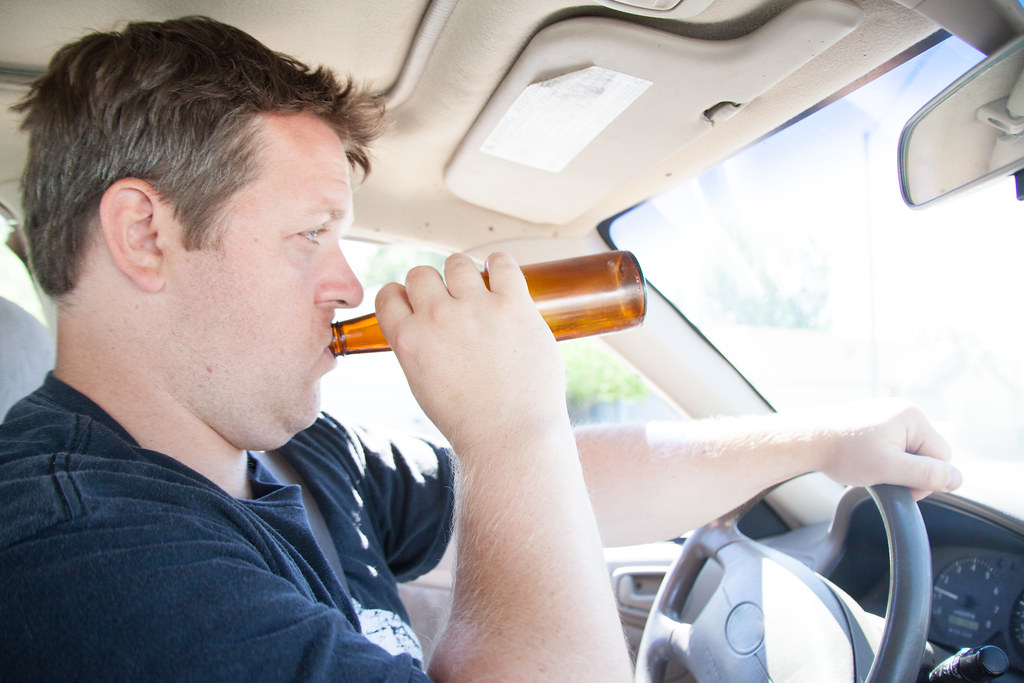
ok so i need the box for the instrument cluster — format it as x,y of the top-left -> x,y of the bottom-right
929,547 -> 1024,670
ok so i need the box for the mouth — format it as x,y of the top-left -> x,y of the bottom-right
320,330 -> 339,361
324,323 -> 339,357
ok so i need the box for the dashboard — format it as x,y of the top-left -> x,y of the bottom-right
826,493 -> 1024,680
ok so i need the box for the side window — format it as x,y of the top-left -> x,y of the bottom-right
560,337 -> 680,425
320,241 -> 681,437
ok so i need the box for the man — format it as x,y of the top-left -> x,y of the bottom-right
0,16 -> 959,682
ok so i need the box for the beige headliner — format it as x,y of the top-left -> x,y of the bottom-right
0,0 -> 936,252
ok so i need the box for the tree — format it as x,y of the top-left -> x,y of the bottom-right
560,339 -> 648,422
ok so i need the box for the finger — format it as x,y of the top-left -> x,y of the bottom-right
442,253 -> 486,298
482,252 -> 529,297
403,263 -> 449,311
905,411 -> 954,463
887,450 -> 963,499
374,282 -> 412,330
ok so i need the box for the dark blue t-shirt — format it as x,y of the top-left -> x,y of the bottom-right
0,374 -> 455,681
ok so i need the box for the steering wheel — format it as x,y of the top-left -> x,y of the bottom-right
634,484 -> 931,682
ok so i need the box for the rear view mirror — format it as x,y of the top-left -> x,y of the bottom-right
899,34 -> 1024,207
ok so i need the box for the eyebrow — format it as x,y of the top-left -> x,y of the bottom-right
328,207 -> 356,234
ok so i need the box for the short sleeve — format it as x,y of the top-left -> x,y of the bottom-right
279,415 -> 456,583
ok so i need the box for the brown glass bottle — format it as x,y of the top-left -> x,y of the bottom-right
330,251 -> 647,356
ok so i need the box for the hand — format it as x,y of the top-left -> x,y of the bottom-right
374,252 -> 571,455
812,399 -> 961,500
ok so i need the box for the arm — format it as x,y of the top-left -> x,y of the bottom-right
576,400 -> 962,547
375,253 -> 632,682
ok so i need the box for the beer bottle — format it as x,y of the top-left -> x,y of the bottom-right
330,250 -> 646,356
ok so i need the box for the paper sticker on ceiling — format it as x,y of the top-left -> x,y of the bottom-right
480,66 -> 652,173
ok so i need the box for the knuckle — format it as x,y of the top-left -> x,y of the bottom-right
893,397 -> 922,419
444,253 -> 476,274
485,252 -> 517,269
405,264 -> 440,287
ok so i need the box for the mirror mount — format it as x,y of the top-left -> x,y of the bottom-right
976,96 -> 1024,135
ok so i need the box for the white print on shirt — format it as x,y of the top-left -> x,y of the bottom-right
352,598 -> 424,663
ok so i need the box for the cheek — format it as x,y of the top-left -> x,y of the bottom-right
177,246 -> 322,355
173,255 -> 266,349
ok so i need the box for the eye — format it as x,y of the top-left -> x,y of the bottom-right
299,227 -> 326,244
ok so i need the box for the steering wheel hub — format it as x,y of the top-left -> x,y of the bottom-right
725,602 -> 765,655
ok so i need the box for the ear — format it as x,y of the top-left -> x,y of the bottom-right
98,178 -> 169,293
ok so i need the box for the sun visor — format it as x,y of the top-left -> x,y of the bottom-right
445,0 -> 862,224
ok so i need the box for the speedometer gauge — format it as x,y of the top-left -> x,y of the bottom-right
931,558 -> 1003,646
1011,590 -> 1024,657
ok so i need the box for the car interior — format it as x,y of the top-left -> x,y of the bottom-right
3,1 -> 1024,681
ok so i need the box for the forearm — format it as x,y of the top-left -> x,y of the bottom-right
428,424 -> 632,682
376,254 -> 636,680
577,400 -> 960,548
576,416 -> 819,547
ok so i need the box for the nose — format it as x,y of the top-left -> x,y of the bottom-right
320,246 -> 364,310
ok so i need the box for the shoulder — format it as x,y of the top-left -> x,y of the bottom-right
0,391 -> 125,546
0,386 -> 231,550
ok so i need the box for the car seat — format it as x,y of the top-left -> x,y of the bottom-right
0,296 -> 54,420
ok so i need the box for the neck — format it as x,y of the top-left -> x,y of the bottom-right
54,307 -> 254,500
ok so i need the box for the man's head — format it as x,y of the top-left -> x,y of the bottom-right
15,15 -> 386,298
14,17 -> 379,456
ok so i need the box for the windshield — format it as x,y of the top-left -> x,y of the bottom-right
608,35 -> 1024,464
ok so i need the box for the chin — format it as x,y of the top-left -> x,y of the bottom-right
319,345 -> 338,369
244,401 -> 322,451
247,417 -> 313,451
292,392 -> 323,433
251,380 -> 322,447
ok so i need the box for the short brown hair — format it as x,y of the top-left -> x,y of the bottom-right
14,16 -> 387,297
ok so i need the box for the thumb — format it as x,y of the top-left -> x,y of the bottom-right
900,407 -> 960,498
887,450 -> 963,500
